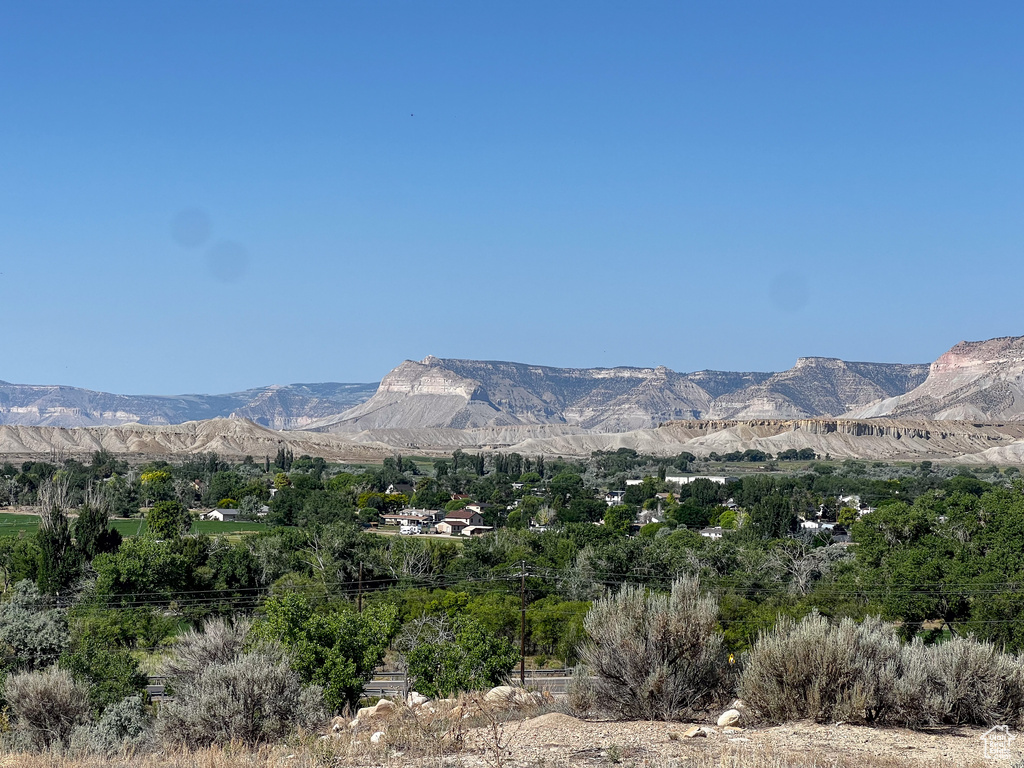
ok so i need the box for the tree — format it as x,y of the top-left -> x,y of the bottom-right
147,500 -> 191,539
403,615 -> 518,698
252,594 -> 399,711
37,479 -> 80,594
59,634 -> 147,714
73,503 -> 121,562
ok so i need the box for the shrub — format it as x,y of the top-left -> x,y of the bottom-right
739,613 -> 904,724
915,636 -> 1024,727
741,613 -> 1024,728
576,576 -> 724,720
69,695 -> 150,756
0,580 -> 68,672
163,615 -> 249,688
158,616 -> 326,746
4,667 -> 90,750
159,646 -> 321,746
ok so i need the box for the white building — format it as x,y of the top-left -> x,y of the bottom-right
666,476 -> 739,486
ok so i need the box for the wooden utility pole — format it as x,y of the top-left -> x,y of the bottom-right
520,560 -> 526,687
358,562 -> 363,613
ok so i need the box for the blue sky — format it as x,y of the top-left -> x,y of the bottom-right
2,2 -> 1023,393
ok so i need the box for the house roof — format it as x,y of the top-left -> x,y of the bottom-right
446,510 -> 480,521
439,519 -> 469,528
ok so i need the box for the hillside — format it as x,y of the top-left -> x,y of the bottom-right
0,418 -> 392,461
0,381 -> 377,430
322,355 -> 929,432
847,336 -> 1024,421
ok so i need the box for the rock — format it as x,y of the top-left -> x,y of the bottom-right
348,718 -> 360,730
406,691 -> 430,708
717,709 -> 742,727
330,716 -> 347,733
483,685 -> 544,708
370,731 -> 384,743
373,699 -> 397,716
723,726 -> 745,734
682,726 -> 706,738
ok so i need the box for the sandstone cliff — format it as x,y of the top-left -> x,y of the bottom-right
846,336 -> 1024,421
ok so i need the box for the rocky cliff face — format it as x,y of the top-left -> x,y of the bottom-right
706,358 -> 930,420
846,336 -> 1024,421
322,355 -> 930,433
0,381 -> 377,430
320,358 -> 715,432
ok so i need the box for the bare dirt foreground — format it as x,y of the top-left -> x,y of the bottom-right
457,713 -> 1018,768
0,715 -> 1017,768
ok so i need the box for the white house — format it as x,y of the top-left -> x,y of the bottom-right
202,508 -> 239,522
666,475 -> 739,486
699,526 -> 725,540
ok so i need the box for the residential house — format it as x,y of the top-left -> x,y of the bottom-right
445,509 -> 485,527
436,520 -> 469,536
699,526 -> 725,540
202,508 -> 239,522
605,490 -> 625,506
462,525 -> 494,537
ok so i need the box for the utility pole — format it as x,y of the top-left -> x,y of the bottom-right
520,560 -> 526,687
358,562 -> 363,613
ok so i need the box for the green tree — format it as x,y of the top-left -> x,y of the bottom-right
73,503 -> 122,561
59,634 -> 147,714
405,615 -> 518,697
252,593 -> 399,712
147,500 -> 191,539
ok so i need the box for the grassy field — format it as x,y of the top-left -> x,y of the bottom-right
0,513 -> 266,538
0,512 -> 40,536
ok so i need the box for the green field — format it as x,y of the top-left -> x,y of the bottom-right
0,513 -> 266,538
0,513 -> 40,536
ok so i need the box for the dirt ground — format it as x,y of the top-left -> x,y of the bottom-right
454,712 -> 1020,768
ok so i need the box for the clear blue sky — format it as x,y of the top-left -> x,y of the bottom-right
2,2 -> 1023,394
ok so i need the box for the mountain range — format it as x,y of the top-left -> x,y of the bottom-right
5,335 -> 1024,439
0,381 -> 378,430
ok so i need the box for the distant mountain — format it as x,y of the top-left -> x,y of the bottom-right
0,381 -> 378,430
319,355 -> 930,433
847,336 -> 1024,421
705,358 -> 931,420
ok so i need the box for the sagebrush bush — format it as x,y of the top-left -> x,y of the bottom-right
740,613 -> 904,724
158,617 -> 325,746
0,580 -> 68,672
69,695 -> 151,756
741,612 -> 1024,728
577,576 -> 724,719
4,666 -> 90,750
918,636 -> 1024,727
162,615 -> 250,689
